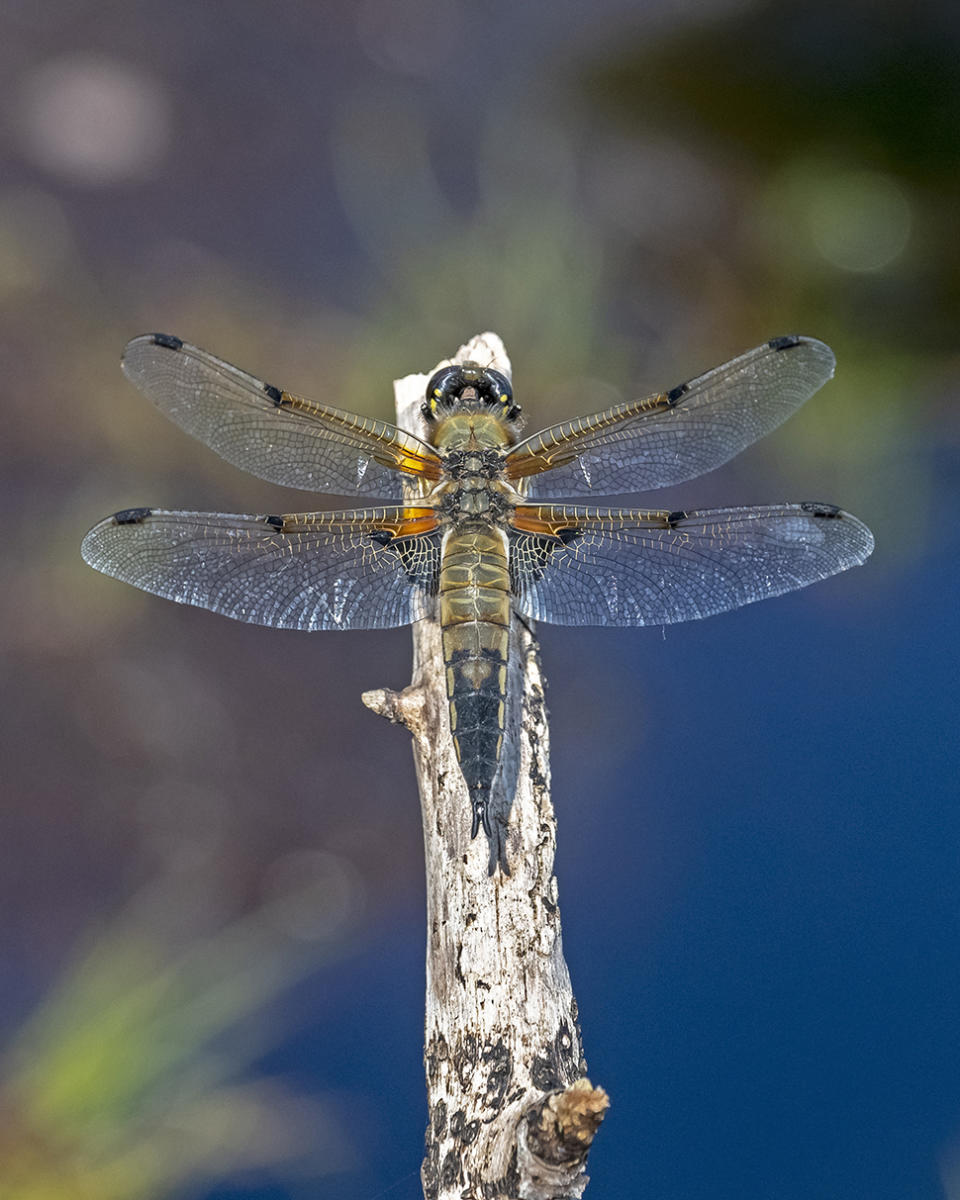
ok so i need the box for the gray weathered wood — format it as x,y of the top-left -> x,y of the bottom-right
363,334 -> 608,1199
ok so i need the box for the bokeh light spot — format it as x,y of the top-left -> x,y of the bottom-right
16,54 -> 171,185
807,168 -> 912,273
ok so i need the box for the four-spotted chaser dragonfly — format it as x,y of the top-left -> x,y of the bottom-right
82,333 -> 874,852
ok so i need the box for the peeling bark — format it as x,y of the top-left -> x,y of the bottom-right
363,334 -> 606,1199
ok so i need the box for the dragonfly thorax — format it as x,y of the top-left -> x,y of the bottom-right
442,447 -> 504,480
430,414 -> 515,525
429,410 -> 516,454
434,474 -> 513,524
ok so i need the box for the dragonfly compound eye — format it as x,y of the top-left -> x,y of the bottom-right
479,368 -> 519,420
422,365 -> 466,420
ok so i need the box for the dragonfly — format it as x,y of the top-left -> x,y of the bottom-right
82,333 -> 874,858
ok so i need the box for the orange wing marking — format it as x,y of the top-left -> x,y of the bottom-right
380,508 -> 440,538
386,451 -> 443,480
511,506 -> 580,538
276,391 -> 443,481
512,504 -> 680,537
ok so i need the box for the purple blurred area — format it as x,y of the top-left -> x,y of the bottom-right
3,0 -> 960,1197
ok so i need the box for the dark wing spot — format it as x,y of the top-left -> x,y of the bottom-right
666,382 -> 689,405
768,335 -> 802,351
368,530 -> 393,547
263,513 -> 285,530
800,501 -> 842,518
394,539 -> 439,589
263,382 -> 284,406
114,507 -> 153,525
149,333 -> 183,351
510,529 -> 576,590
666,510 -> 688,526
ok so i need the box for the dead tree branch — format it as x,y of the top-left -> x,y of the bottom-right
363,333 -> 607,1199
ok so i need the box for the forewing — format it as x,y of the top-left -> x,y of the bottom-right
81,505 -> 441,630
506,337 -> 835,498
510,502 -> 873,626
121,334 -> 442,498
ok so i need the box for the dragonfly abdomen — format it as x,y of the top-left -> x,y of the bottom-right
439,524 -> 511,838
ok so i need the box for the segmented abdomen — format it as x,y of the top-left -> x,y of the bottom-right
439,524 -> 511,837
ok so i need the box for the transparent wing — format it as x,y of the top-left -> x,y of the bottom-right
509,502 -> 874,626
81,505 -> 441,630
506,337 -> 835,498
121,334 -> 442,498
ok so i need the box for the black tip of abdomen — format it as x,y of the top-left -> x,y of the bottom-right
470,792 -> 492,839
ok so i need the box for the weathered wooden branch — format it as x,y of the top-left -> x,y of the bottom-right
363,334 -> 608,1200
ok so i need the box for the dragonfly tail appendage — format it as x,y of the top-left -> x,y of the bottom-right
470,791 -> 492,839
471,787 -> 512,877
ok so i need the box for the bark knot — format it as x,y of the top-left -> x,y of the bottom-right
525,1079 -> 609,1165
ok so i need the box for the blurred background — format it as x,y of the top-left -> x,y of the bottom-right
2,0 -> 958,1197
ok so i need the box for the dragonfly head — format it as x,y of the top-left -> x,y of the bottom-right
422,362 -> 521,426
